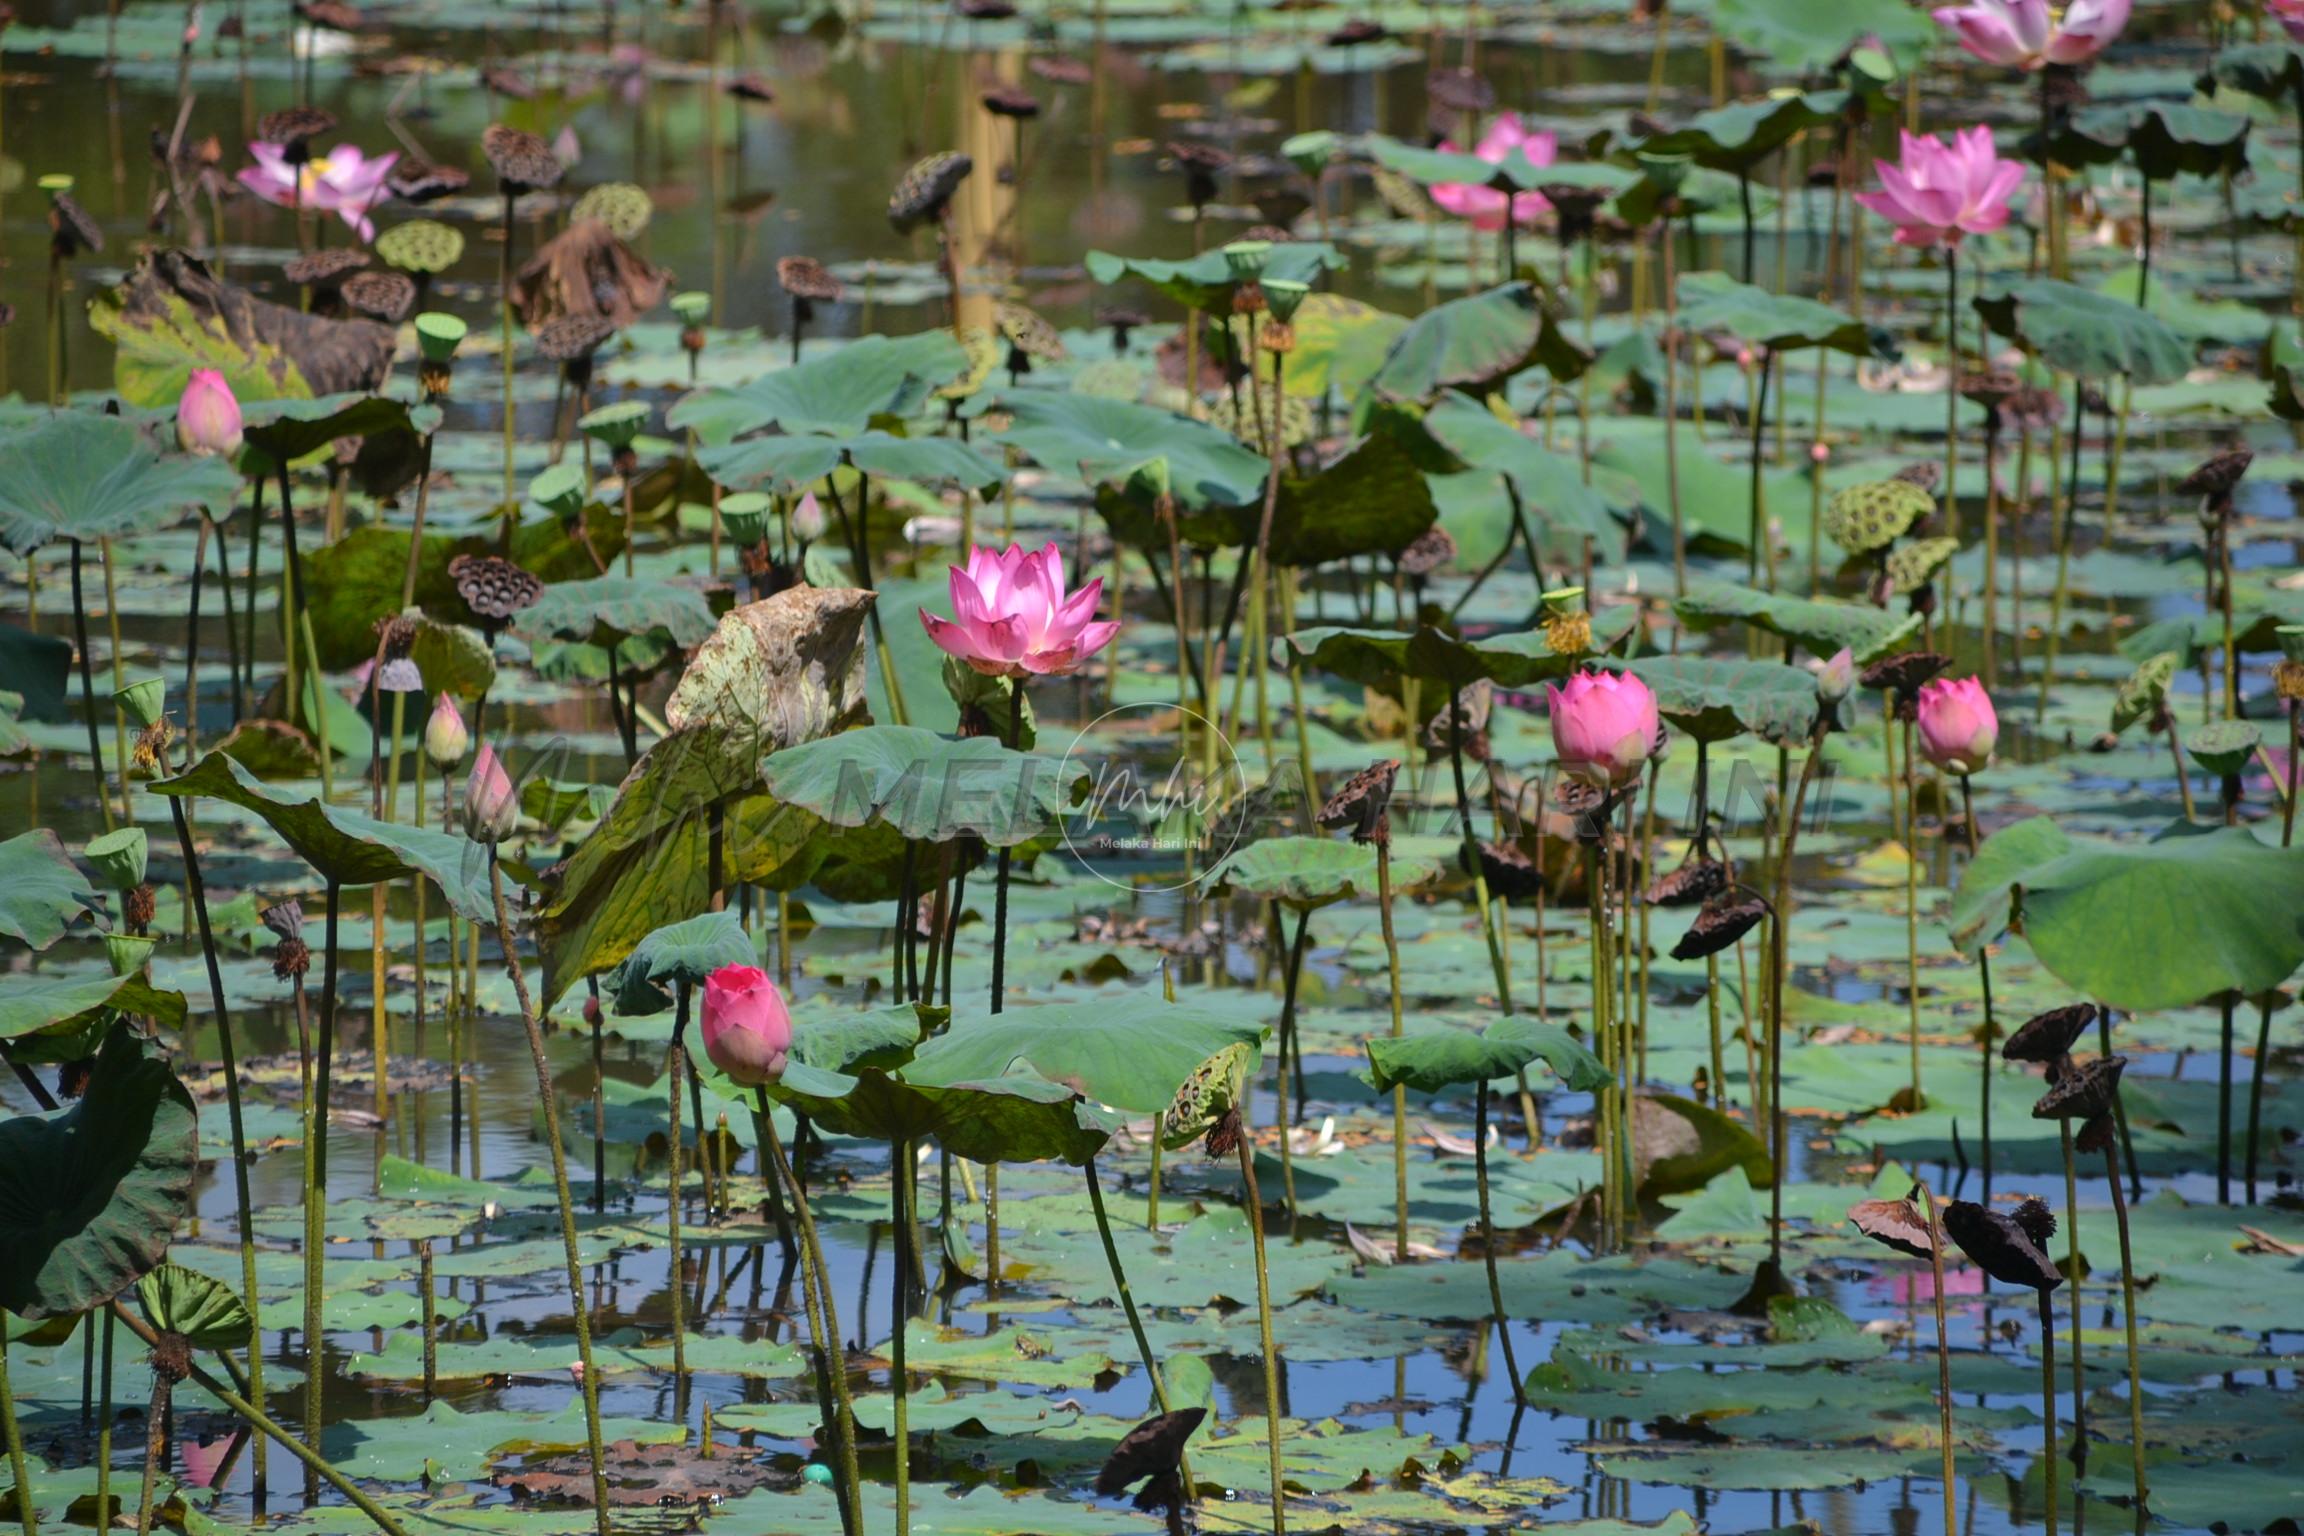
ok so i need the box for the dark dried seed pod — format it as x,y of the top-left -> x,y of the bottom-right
1095,1407 -> 1208,1497
1427,66 -> 1495,115
1543,185 -> 1610,245
2178,448 -> 2253,500
2003,1002 -> 2098,1064
258,106 -> 337,159
149,1330 -> 195,1385
482,123 -> 564,192
272,937 -> 312,981
1326,18 -> 1390,46
1959,370 -> 2022,411
56,1057 -> 96,1100
260,900 -> 305,942
374,612 -> 419,659
387,159 -> 470,203
2013,1196 -> 2057,1248
1165,139 -> 1230,210
777,254 -> 844,304
1397,525 -> 1457,578
1478,838 -> 1543,902
2033,1054 -> 2127,1122
534,313 -> 617,364
449,552 -> 544,623
1849,1194 -> 1937,1261
981,84 -> 1041,119
123,884 -> 157,931
48,193 -> 104,257
294,0 -> 365,31
1891,460 -> 1942,493
1669,895 -> 1768,961
957,0 -> 1016,15
1647,857 -> 1728,908
2075,1112 -> 2118,1156
341,270 -> 417,322
1858,649 -> 1951,718
1941,1198 -> 2062,1292
726,74 -> 775,103
1315,759 -> 1401,847
1202,1104 -> 1244,1161
284,247 -> 370,289
889,151 -> 974,235
1097,305 -> 1150,353
2005,387 -> 2063,433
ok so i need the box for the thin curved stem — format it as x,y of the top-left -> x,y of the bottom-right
1474,1080 -> 1525,1405
1233,1135 -> 1287,1536
763,1101 -> 861,1536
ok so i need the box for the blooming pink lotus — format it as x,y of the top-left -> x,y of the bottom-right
1429,115 -> 1557,231
701,963 -> 793,1086
1854,128 -> 2024,249
1916,677 -> 1998,775
176,368 -> 243,458
1930,0 -> 2130,70
237,140 -> 399,241
2275,0 -> 2304,44
1546,670 -> 1661,788
464,742 -> 518,843
919,542 -> 1120,680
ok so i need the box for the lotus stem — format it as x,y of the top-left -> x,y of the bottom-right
131,1364 -> 168,1536
2038,1285 -> 2059,1536
67,540 -> 116,832
2058,1121 -> 2086,1471
1084,1157 -> 1193,1496
1474,1079 -> 1525,1405
2099,1139 -> 2148,1509
1233,1128 -> 1287,1536
1275,906 -> 1310,1213
1,1326 -> 32,1536
96,1310 -> 113,1525
1768,736 -> 1826,1271
2218,990 -> 2237,1205
1376,835 -> 1408,1261
2248,993 -> 2278,1205
1981,414 -> 2000,688
487,856 -> 612,1535
105,1301 -> 407,1536
1916,1184 -> 1957,1536
665,985 -> 690,1412
761,1103 -> 860,1536
301,878 -> 341,1489
1943,248 -> 1960,545
501,189 -> 518,522
1897,711 -> 1924,1108
166,791 -> 265,1491
2036,377 -> 2085,724
1447,715 -> 1516,1022
1958,775 -> 1998,1200
1589,827 -> 1616,1249
1744,348 -> 1772,586
891,1134 -> 913,1536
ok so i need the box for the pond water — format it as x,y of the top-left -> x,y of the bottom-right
4,2 -> 2304,1536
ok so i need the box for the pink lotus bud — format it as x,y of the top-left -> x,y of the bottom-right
1810,442 -> 1831,464
1916,676 -> 1998,775
791,490 -> 827,543
176,369 -> 244,457
1815,647 -> 1856,707
1544,670 -> 1662,788
918,542 -> 1121,680
701,963 -> 793,1086
464,742 -> 518,843
424,693 -> 469,769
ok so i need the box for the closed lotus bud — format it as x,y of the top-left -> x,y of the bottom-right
701,963 -> 794,1086
1915,675 -> 1997,775
424,693 -> 470,768
176,368 -> 244,458
790,490 -> 827,543
464,742 -> 518,843
1815,647 -> 1855,708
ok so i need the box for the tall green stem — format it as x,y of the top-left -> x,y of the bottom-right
1473,1080 -> 1524,1404
1233,1136 -> 1286,1536
762,1111 -> 861,1536
1917,1184 -> 1957,1536
488,857 -> 611,1534
301,880 -> 340,1485
1,1327 -> 33,1536
67,540 -> 116,831
2101,1141 -> 2148,1509
1085,1159 -> 1193,1495
1376,837 -> 1408,1261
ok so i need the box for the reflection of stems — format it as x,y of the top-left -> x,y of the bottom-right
2099,1139 -> 2148,1510
1473,1079 -> 1524,1405
301,880 -> 341,1487
1085,1158 -> 1194,1496
1233,1133 -> 1287,1536
665,984 -> 691,1413
1915,1183 -> 1957,1536
488,857 -> 611,1534
762,1108 -> 859,1536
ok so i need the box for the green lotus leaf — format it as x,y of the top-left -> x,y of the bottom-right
2110,650 -> 2181,734
1365,282 -> 1592,404
1203,836 -> 1440,909
0,1022 -> 199,1319
1083,241 -> 1346,315
1288,607 -> 1640,696
764,1059 -> 1120,1166
0,971 -> 187,1050
668,331 -> 972,445
135,1261 -> 253,1350
1972,277 -> 2194,385
516,573 -> 718,650
0,830 -> 100,952
992,392 -> 1268,512
0,412 -> 238,556
903,996 -> 1267,1115
1712,0 -> 1934,75
607,910 -> 757,1015
758,725 -> 1085,848
1419,394 -> 1630,560
1675,271 -> 1887,357
1949,817 -> 2304,1009
1628,91 -> 1849,172
699,427 -> 1005,498
1605,655 -> 1822,746
1674,580 -> 1920,662
2188,719 -> 2264,777
1366,1019 -> 1605,1095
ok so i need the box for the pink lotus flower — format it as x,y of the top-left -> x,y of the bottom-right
1930,0 -> 2130,70
176,368 -> 243,457
1429,115 -> 1558,232
919,542 -> 1120,679
464,742 -> 518,842
701,963 -> 793,1086
2275,0 -> 2304,44
1916,677 -> 1998,775
237,140 -> 399,241
1854,127 -> 2024,249
1546,670 -> 1661,788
